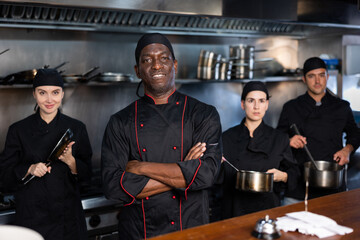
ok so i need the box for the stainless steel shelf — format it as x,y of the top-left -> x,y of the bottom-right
0,76 -> 302,89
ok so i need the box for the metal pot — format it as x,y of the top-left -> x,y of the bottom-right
229,45 -> 271,79
197,50 -> 222,80
236,170 -> 274,192
304,161 -> 344,188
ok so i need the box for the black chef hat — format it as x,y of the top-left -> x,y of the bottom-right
135,33 -> 175,65
303,57 -> 327,76
33,68 -> 64,89
241,81 -> 269,100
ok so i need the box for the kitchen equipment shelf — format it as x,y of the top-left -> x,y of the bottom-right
0,76 -> 302,89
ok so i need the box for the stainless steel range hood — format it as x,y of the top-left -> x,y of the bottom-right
0,0 -> 360,38
0,0 -> 223,15
0,0 -> 303,37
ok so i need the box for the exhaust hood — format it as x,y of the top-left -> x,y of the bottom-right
0,0 -> 360,38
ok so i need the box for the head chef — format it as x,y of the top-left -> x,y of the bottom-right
134,33 -> 178,105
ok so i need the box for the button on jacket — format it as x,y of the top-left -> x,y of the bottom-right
277,91 -> 360,199
101,90 -> 222,240
221,120 -> 298,218
0,110 -> 92,240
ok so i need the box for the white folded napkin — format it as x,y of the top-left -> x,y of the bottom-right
276,211 -> 353,238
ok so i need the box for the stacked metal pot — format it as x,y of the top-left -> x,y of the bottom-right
197,45 -> 270,81
229,44 -> 268,80
197,50 -> 229,81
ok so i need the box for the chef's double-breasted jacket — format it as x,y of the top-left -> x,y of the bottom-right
101,90 -> 222,239
277,91 -> 360,199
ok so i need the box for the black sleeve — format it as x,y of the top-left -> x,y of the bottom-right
343,104 -> 360,152
277,103 -> 293,137
0,125 -> 30,192
177,105 -> 223,192
73,123 -> 93,183
101,115 -> 149,204
276,135 -> 300,192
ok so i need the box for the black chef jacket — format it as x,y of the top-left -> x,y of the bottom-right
221,120 -> 298,218
277,91 -> 360,200
0,110 -> 92,240
101,90 -> 222,240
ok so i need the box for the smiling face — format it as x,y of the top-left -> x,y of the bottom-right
33,86 -> 64,118
303,68 -> 328,100
241,90 -> 269,123
134,43 -> 177,98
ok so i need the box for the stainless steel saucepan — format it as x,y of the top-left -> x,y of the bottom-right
236,170 -> 274,192
223,158 -> 274,193
304,161 -> 344,188
291,124 -> 345,188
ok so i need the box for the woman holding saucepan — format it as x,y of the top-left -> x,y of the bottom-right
221,81 -> 299,218
0,69 -> 92,240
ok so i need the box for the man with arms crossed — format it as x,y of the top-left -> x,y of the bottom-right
101,33 -> 222,239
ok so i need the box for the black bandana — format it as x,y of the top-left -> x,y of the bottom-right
303,57 -> 327,76
33,68 -> 64,89
241,81 -> 269,100
135,33 -> 175,65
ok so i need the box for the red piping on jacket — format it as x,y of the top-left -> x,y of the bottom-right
136,92 -> 187,235
142,199 -> 147,240
120,172 -> 135,206
135,101 -> 142,159
181,96 -> 187,162
144,89 -> 176,104
185,159 -> 202,200
166,89 -> 176,103
144,93 -> 157,104
180,197 -> 183,231
136,101 -> 147,239
179,95 -> 187,231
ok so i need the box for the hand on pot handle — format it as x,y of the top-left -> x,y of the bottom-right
27,162 -> 51,177
59,141 -> 77,174
333,144 -> 354,165
266,168 -> 288,183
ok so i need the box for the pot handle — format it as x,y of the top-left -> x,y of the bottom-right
53,61 -> 69,70
0,48 -> 10,55
290,124 -> 320,170
82,66 -> 99,77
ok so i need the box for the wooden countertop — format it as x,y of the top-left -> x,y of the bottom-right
150,188 -> 360,240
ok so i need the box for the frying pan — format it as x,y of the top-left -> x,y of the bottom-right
22,128 -> 74,185
3,61 -> 68,85
62,66 -> 99,83
91,72 -> 134,82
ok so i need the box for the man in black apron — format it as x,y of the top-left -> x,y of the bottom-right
101,33 -> 222,240
277,57 -> 360,204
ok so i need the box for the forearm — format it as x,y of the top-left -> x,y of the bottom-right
67,157 -> 77,174
130,162 -> 187,188
136,179 -> 172,199
343,144 -> 354,153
